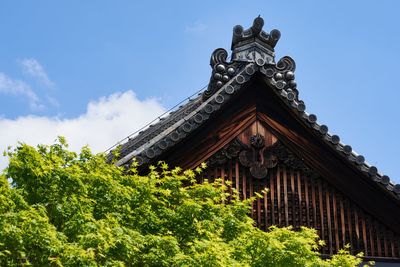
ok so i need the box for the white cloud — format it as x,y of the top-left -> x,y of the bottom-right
0,72 -> 43,110
20,58 -> 55,88
0,90 -> 165,170
185,21 -> 207,33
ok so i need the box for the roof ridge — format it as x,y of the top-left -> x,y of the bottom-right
110,16 -> 400,200
258,65 -> 400,197
105,84 -> 208,155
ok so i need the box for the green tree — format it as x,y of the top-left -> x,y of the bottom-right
0,138 -> 371,266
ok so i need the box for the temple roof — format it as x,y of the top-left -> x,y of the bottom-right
110,16 -> 400,200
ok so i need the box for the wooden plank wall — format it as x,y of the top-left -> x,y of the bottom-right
204,161 -> 400,258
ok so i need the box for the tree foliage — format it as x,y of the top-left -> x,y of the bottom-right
0,138 -> 371,266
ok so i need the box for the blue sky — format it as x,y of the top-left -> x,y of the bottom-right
0,1 -> 399,183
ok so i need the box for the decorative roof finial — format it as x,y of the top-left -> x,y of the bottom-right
231,16 -> 281,65
202,16 -> 287,100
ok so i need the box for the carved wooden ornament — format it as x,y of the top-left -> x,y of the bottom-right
238,134 -> 278,179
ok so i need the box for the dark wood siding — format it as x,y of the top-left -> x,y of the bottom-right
198,121 -> 400,258
204,159 -> 400,258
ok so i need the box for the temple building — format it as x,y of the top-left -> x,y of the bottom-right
111,17 -> 400,265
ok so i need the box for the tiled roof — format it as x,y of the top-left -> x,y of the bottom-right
111,16 -> 400,199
